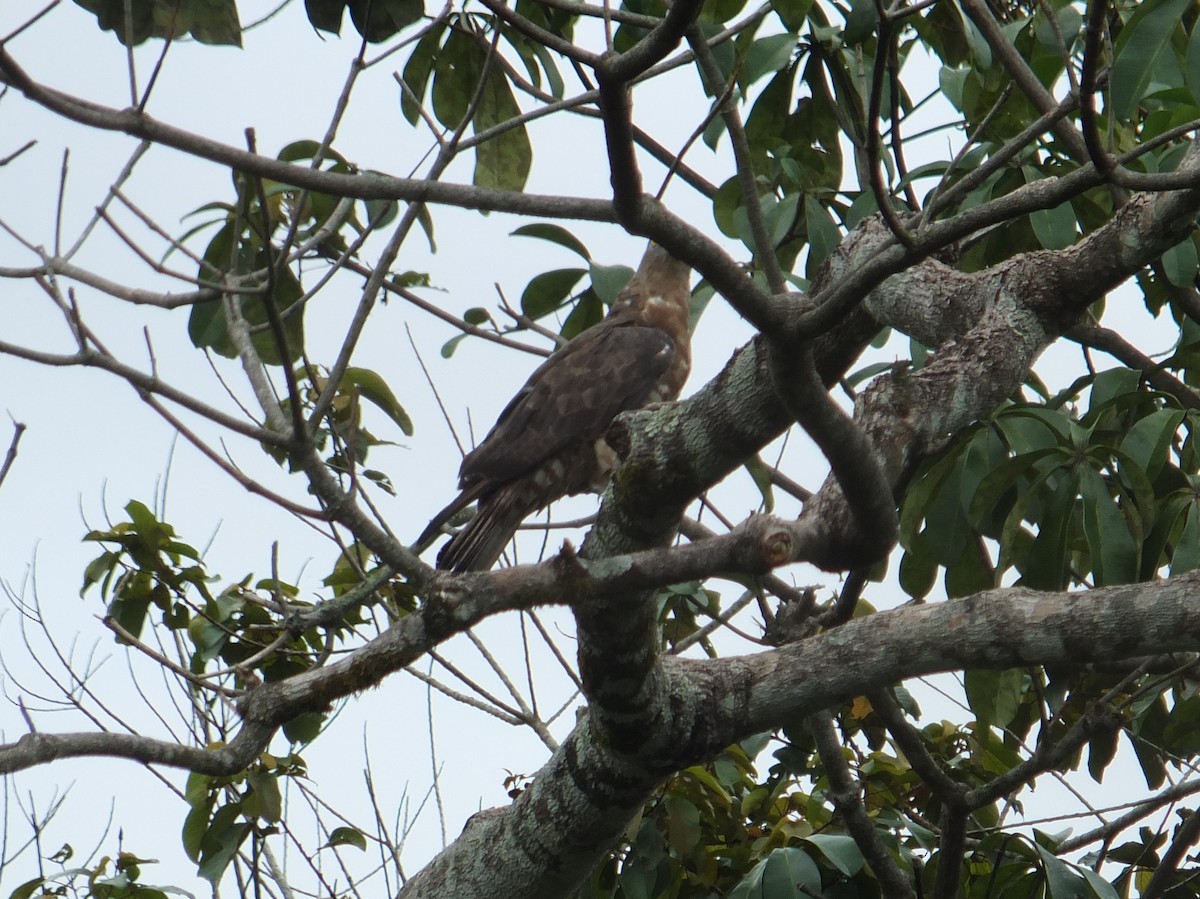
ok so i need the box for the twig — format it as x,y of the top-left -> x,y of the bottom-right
810,709 -> 915,897
0,139 -> 35,166
0,419 -> 27,490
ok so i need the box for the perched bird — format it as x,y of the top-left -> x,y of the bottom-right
417,244 -> 692,572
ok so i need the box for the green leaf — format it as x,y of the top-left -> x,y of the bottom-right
305,0 -> 346,34
400,22 -> 447,125
1087,724 -> 1120,784
768,192 -> 801,248
1078,466 -> 1137,585
431,29 -> 481,130
527,40 -> 565,98
899,450 -> 962,549
1110,0 -> 1192,120
74,0 -> 243,46
197,808 -> 250,884
8,877 -> 48,899
341,367 -> 414,435
965,668 -> 1024,731
327,826 -> 368,851
939,66 -> 970,112
182,803 -> 210,863
81,550 -> 119,598
1035,4 -> 1081,50
741,34 -> 798,87
1163,235 -> 1199,287
189,221 -> 308,366
511,223 -> 591,259
1020,467 -> 1078,591
842,0 -> 876,45
347,0 -> 423,42
729,846 -> 821,899
441,333 -> 470,358
804,195 -> 840,278
762,846 -> 822,897
246,772 -> 282,823
284,711 -> 325,744
1086,367 -> 1142,419
561,288 -> 603,338
1171,499 -> 1200,574
185,771 -> 212,807
1034,843 -> 1087,899
743,456 -> 775,513
589,262 -> 635,306
1120,408 -> 1184,482
472,70 -> 532,192
899,539 -> 937,600
803,834 -> 865,876
1186,15 -> 1200,105
770,0 -> 812,32
665,796 -> 701,855
1080,869 -> 1121,899
1024,168 -> 1076,249
520,268 -> 586,317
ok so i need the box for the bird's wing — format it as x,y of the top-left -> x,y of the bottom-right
459,321 -> 675,486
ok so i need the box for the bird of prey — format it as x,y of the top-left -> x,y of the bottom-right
417,244 -> 692,572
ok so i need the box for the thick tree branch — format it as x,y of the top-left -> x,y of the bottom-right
400,572 -> 1200,899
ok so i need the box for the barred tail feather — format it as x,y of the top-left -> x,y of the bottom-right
437,483 -> 536,572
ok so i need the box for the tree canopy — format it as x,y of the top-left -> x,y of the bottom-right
5,0 -> 1200,897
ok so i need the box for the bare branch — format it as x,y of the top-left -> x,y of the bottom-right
0,419 -> 26,490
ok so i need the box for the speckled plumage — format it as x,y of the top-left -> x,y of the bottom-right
417,244 -> 692,572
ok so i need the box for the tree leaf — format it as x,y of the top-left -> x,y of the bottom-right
400,22 -> 447,125
804,834 -> 865,876
743,455 -> 775,513
511,223 -> 591,259
1186,14 -> 1200,105
74,0 -> 243,46
1024,167 -> 1077,249
1171,498 -> 1200,575
473,70 -> 532,192
1162,234 -> 1199,287
665,796 -> 701,855
305,0 -> 346,34
348,0 -> 423,42
1080,869 -> 1121,899
965,668 -> 1024,731
1087,724 -> 1121,784
1034,843 -> 1088,899
431,29 -> 481,130
520,268 -> 586,317
441,333 -> 470,358
762,846 -> 821,897
740,34 -> 798,88
1078,465 -> 1138,585
1110,0 -> 1191,121
327,826 -> 368,850
804,195 -> 839,278
341,367 -> 414,435
899,537 -> 938,600
197,806 -> 250,884
246,772 -> 282,823
589,262 -> 635,306
1120,408 -> 1184,482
